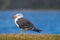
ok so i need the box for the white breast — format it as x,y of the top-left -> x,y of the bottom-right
15,18 -> 19,27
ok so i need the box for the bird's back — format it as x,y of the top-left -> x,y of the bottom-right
15,18 -> 42,33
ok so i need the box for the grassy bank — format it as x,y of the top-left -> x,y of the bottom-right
0,34 -> 60,40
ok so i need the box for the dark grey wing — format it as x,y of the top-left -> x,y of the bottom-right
16,18 -> 35,30
16,18 -> 42,33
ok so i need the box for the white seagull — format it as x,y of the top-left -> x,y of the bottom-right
12,13 -> 42,34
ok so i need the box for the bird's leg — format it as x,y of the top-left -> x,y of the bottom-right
19,29 -> 26,39
23,30 -> 26,35
20,29 -> 26,35
22,30 -> 26,39
20,29 -> 23,35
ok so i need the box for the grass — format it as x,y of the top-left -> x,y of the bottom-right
0,34 -> 60,40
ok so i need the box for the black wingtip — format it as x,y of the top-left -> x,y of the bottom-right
36,29 -> 42,33
33,28 -> 42,33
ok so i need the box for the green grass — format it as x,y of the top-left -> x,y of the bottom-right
0,34 -> 60,40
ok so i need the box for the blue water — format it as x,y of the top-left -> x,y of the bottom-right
0,10 -> 60,34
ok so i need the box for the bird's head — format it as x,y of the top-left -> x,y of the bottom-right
12,13 -> 24,19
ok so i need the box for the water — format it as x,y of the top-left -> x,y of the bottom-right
0,10 -> 60,34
